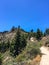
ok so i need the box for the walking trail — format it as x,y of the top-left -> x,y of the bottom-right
40,46 -> 49,65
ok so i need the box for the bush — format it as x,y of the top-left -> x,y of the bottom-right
16,42 -> 41,62
45,41 -> 49,46
26,43 -> 41,59
0,41 -> 10,53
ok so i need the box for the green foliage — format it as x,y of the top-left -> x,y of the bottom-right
38,41 -> 43,47
6,40 -> 10,49
28,29 -> 34,40
16,42 -> 41,62
0,27 -> 43,64
10,39 -> 15,56
21,35 -> 27,49
14,26 -> 22,56
36,29 -> 43,40
0,53 -> 2,65
11,26 -> 16,32
10,26 -> 27,57
0,40 -> 10,53
45,28 -> 49,35
0,42 -> 7,52
26,43 -> 41,58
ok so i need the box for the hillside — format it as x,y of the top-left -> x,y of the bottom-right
2,41 -> 41,65
0,27 -> 49,65
0,28 -> 27,43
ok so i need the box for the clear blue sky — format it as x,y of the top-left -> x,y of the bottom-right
0,0 -> 49,32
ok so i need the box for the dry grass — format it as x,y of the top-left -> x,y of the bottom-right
28,55 -> 41,65
33,55 -> 41,62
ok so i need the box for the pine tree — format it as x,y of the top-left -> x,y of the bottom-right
21,34 -> 27,50
14,26 -> 21,56
10,26 -> 27,57
45,28 -> 49,35
36,29 -> 43,40
28,29 -> 34,40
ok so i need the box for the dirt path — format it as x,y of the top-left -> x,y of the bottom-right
40,46 -> 49,65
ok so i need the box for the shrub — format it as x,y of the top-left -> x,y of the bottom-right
45,41 -> 49,46
16,42 -> 41,62
0,53 -> 2,65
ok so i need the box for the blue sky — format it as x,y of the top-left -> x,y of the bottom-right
0,0 -> 49,32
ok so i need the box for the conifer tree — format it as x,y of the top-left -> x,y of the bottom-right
36,29 -> 43,40
14,26 -> 21,56
13,26 -> 27,57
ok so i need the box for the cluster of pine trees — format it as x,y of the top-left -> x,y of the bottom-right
0,26 -> 27,65
0,26 -> 49,65
0,26 -> 27,55
10,26 -> 27,57
0,27 -> 49,55
28,28 -> 49,40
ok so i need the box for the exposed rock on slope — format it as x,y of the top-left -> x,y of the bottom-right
0,28 -> 27,43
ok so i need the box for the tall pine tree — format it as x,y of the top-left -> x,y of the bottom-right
13,26 -> 27,57
36,29 -> 43,40
14,26 -> 21,56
